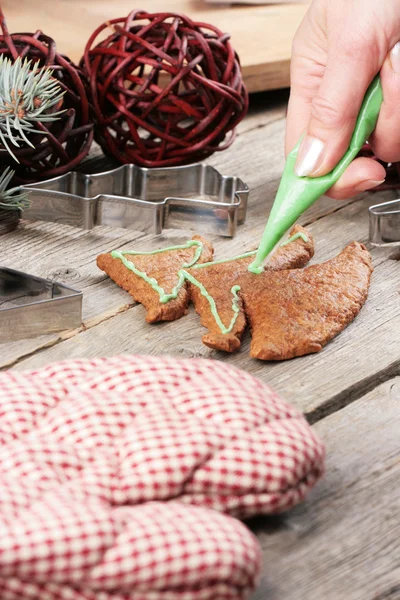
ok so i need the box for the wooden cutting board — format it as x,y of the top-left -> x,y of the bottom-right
2,0 -> 310,93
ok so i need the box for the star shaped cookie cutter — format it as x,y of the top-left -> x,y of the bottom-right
369,199 -> 400,246
0,268 -> 82,342
20,163 -> 249,238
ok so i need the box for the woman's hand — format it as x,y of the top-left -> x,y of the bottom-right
286,0 -> 400,199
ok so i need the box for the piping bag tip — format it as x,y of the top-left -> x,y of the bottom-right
248,75 -> 383,274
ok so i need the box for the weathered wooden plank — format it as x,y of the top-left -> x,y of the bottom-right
2,106 -> 375,369
10,196 -> 400,422
250,377 -> 400,600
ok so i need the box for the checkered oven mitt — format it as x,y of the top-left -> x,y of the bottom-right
0,356 -> 325,600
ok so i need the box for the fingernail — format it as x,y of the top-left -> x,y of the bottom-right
390,41 -> 400,74
355,179 -> 385,192
295,137 -> 325,177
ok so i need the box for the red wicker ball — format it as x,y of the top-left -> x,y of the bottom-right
82,10 -> 249,168
0,10 -> 94,184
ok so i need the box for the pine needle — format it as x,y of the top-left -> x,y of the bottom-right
0,167 -> 30,210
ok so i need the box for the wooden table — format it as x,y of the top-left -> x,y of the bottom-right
3,0 -> 310,93
1,91 -> 399,599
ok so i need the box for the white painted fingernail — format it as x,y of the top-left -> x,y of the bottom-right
295,137 -> 325,177
355,179 -> 385,192
390,41 -> 400,74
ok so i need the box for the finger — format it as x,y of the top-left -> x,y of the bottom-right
325,157 -> 386,200
295,47 -> 380,178
285,55 -> 324,157
370,41 -> 400,163
285,8 -> 326,157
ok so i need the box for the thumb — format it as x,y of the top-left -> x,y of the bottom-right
295,51 -> 379,178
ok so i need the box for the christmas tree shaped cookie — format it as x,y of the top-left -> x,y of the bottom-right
241,242 -> 372,360
97,235 -> 213,322
184,225 -> 315,353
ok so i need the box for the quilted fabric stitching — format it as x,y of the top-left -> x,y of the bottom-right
0,355 -> 325,600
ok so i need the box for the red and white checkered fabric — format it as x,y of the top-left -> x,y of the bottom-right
0,355 -> 325,599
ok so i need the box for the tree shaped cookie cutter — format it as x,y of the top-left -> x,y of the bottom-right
369,199 -> 400,246
0,268 -> 82,342
20,163 -> 249,238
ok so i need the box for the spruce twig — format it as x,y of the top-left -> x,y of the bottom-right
0,56 -> 65,161
0,167 -> 29,210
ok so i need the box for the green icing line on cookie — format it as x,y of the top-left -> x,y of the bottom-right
111,240 -> 203,304
280,231 -> 309,247
115,240 -> 204,267
191,250 -> 257,270
191,232 -> 308,270
182,270 -> 242,334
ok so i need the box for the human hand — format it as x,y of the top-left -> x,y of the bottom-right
286,0 -> 400,199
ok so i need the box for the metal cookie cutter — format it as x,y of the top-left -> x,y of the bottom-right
21,163 -> 249,238
369,199 -> 400,246
0,268 -> 82,343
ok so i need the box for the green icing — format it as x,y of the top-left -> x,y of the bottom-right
115,240 -> 203,267
182,270 -> 242,334
280,231 -> 309,247
248,76 -> 383,274
191,250 -> 256,270
110,240 -> 202,304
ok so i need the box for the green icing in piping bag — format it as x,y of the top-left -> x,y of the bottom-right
248,75 -> 383,274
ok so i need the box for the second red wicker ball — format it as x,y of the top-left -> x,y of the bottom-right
82,10 -> 248,168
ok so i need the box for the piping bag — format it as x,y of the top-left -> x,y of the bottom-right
248,75 -> 383,274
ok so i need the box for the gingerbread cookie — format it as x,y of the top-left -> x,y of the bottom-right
185,225 -> 314,352
97,235 -> 213,322
241,242 -> 373,360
